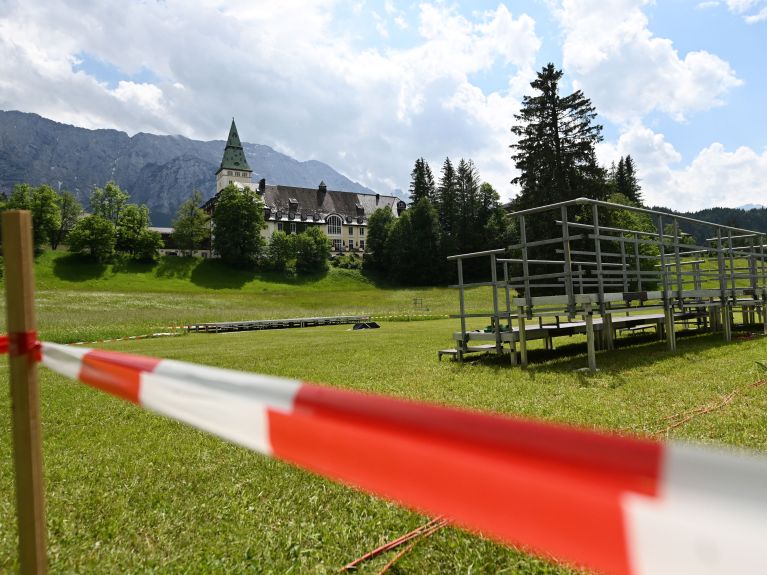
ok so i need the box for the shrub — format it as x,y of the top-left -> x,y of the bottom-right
332,253 -> 363,270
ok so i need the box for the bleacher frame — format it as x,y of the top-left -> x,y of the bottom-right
444,198 -> 767,370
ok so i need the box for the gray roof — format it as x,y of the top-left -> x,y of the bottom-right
262,185 -> 400,222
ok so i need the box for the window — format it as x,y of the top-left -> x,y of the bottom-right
235,171 -> 240,177
359,240 -> 365,251
290,222 -> 296,234
327,215 -> 342,235
360,227 -> 365,236
348,226 -> 354,236
227,170 -> 232,175
349,240 -> 354,250
332,239 -> 343,251
277,222 -> 284,232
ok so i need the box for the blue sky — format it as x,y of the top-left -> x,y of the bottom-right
0,0 -> 765,210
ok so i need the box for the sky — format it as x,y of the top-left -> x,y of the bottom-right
0,0 -> 765,211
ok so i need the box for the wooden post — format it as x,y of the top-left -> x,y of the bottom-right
2,210 -> 48,574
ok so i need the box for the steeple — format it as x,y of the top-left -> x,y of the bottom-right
216,118 -> 252,175
215,118 -> 254,193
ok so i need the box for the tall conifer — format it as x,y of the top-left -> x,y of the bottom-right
510,63 -> 606,209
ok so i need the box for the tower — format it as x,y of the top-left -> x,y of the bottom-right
215,118 -> 253,193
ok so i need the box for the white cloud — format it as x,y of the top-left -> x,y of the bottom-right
598,123 -> 767,210
0,0 -> 541,199
111,82 -> 165,115
745,5 -> 767,21
557,0 -> 741,124
695,0 -> 767,22
725,0 -> 758,13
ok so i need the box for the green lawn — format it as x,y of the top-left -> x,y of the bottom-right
0,251 -> 495,343
1,252 -> 766,573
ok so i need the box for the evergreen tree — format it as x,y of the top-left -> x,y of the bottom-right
171,190 -> 210,255
610,156 -> 643,206
614,157 -> 627,198
623,155 -> 642,204
408,157 -> 436,204
510,63 -> 606,209
385,198 -> 444,285
437,157 -> 459,255
456,159 -> 481,251
212,184 -> 266,267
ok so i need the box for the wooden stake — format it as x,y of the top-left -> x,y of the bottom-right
2,210 -> 48,574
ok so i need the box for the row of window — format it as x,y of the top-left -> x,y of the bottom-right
332,239 -> 365,251
277,220 -> 365,236
226,170 -> 246,177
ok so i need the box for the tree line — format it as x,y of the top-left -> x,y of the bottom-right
0,182 -> 162,261
362,158 -> 514,284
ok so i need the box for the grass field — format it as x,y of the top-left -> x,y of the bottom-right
0,251 -> 496,343
1,252 -> 767,573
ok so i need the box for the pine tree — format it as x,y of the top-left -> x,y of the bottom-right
510,63 -> 606,209
456,158 -> 480,252
437,157 -> 459,255
623,155 -> 642,204
408,158 -> 436,204
385,198 -> 444,285
611,156 -> 643,206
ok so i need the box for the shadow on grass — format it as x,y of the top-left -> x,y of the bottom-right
530,330 -> 752,374
51,253 -> 108,281
189,259 -> 259,289
155,256 -> 198,279
111,257 -> 156,275
458,329 -> 759,376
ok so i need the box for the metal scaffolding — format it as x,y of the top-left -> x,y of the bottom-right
443,198 -> 767,370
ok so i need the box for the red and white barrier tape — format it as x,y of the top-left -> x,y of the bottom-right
3,334 -> 767,574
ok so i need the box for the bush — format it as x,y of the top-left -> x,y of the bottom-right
332,253 -> 363,270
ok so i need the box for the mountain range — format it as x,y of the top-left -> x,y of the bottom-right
0,110 -> 377,226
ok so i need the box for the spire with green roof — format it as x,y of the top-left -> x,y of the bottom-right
216,118 -> 252,175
